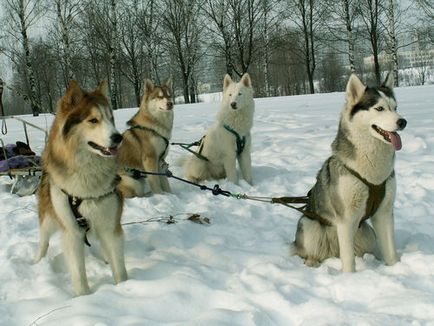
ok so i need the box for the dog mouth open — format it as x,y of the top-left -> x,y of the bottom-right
88,141 -> 119,156
372,125 -> 402,151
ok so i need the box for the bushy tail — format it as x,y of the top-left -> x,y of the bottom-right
174,155 -> 189,167
288,242 -> 299,256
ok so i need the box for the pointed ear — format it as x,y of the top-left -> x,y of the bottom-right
144,79 -> 154,94
165,78 -> 173,90
223,74 -> 232,90
64,80 -> 83,107
346,74 -> 366,105
240,73 -> 252,88
382,72 -> 394,90
96,79 -> 109,97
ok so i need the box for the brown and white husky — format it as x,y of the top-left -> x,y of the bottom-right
117,78 -> 174,196
35,80 -> 127,296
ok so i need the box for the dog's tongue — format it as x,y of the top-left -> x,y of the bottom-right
388,131 -> 402,151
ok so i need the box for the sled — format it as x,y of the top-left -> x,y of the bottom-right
0,116 -> 48,196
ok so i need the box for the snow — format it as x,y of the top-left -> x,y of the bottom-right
1,85 -> 434,325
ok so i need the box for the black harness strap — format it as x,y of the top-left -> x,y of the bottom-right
67,195 -> 91,247
223,124 -> 246,156
171,136 -> 209,162
129,125 -> 169,162
62,179 -> 119,246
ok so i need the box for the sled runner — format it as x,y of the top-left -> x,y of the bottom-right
0,116 -> 47,196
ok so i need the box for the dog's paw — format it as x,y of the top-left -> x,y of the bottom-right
304,258 -> 321,268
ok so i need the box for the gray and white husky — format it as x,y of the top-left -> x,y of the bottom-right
291,74 -> 407,272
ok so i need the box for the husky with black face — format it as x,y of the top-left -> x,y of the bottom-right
291,74 -> 407,272
184,73 -> 254,185
117,79 -> 174,197
35,80 -> 127,296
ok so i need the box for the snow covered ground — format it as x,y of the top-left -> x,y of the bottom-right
1,85 -> 434,325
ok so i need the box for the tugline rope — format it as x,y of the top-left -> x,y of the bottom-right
127,168 -> 312,214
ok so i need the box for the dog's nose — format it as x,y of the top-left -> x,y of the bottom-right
167,101 -> 173,110
111,133 -> 123,145
231,102 -> 237,109
397,118 -> 407,130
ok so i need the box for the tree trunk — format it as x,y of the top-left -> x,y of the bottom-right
18,0 -> 40,115
56,0 -> 74,85
388,0 -> 399,86
263,0 -> 271,96
344,0 -> 356,73
109,0 -> 118,109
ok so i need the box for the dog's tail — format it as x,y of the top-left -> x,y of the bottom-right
173,155 -> 189,167
288,242 -> 299,256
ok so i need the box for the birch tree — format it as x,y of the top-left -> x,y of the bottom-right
109,0 -> 119,109
4,0 -> 44,115
326,0 -> 359,73
53,0 -> 82,86
359,0 -> 386,84
386,0 -> 399,86
260,0 -> 282,96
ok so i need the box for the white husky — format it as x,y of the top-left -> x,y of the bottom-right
184,73 -> 254,185
291,74 -> 407,272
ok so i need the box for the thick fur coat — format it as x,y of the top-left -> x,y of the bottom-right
36,80 -> 127,295
291,74 -> 407,272
117,79 -> 174,196
184,74 -> 254,185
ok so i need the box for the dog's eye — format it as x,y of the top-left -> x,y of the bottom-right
375,107 -> 384,112
89,118 -> 98,124
229,93 -> 232,96
239,92 -> 242,96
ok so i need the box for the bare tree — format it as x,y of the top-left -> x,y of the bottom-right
53,0 -> 83,86
118,0 -> 146,106
287,0 -> 326,94
109,0 -> 119,109
229,0 -> 263,76
4,0 -> 45,115
359,0 -> 386,84
415,0 -> 434,19
260,0 -> 282,96
203,0 -> 235,77
161,0 -> 203,103
326,0 -> 359,73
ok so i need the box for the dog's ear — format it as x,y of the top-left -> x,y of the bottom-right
382,72 -> 394,90
96,79 -> 109,97
346,74 -> 366,105
144,79 -> 154,94
64,80 -> 83,107
165,78 -> 173,90
240,73 -> 252,88
223,74 -> 232,90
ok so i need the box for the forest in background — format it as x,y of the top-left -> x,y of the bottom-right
0,0 -> 433,115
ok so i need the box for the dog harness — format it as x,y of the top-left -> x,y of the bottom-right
62,178 -> 120,246
223,124 -> 246,156
129,125 -> 169,162
303,165 -> 392,227
193,136 -> 210,161
181,125 -> 246,162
